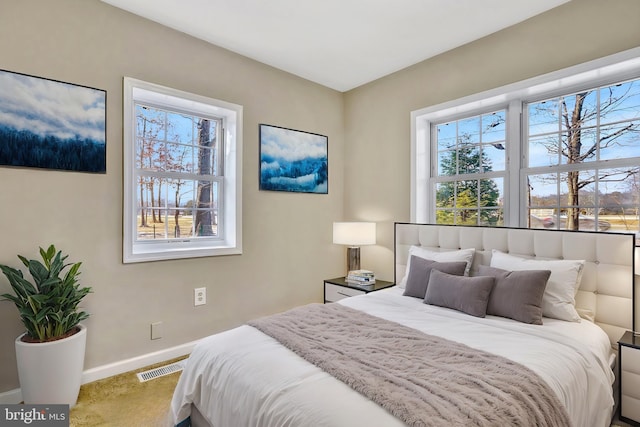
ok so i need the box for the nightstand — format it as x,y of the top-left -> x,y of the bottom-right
324,277 -> 394,303
618,330 -> 640,425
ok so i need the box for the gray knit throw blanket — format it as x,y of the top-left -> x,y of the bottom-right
248,303 -> 573,427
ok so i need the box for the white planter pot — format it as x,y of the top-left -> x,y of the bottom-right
15,324 -> 87,407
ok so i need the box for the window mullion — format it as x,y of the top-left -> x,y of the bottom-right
507,100 -> 521,228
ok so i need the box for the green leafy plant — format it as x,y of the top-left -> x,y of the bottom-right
0,245 -> 92,342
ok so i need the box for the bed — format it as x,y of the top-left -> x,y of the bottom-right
169,223 -> 636,427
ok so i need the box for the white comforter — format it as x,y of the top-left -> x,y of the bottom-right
169,287 -> 615,427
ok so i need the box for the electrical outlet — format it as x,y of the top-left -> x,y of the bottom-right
194,287 -> 206,306
151,321 -> 163,340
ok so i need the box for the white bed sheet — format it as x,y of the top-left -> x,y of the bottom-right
169,287 -> 615,427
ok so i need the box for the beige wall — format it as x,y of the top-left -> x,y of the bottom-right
1,0 -> 639,395
0,0 -> 345,392
344,0 -> 640,281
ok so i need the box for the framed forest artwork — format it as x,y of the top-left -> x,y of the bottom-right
259,124 -> 328,194
0,69 -> 106,173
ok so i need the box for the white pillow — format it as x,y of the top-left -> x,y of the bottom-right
399,246 -> 475,288
490,250 -> 584,322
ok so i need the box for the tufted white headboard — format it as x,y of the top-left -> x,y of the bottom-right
394,223 -> 637,347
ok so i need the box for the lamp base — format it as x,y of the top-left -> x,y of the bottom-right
347,247 -> 360,272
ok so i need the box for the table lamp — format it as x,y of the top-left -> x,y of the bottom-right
333,222 -> 376,273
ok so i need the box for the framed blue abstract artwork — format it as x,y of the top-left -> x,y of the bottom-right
259,124 -> 328,194
0,69 -> 106,173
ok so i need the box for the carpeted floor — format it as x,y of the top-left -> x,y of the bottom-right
70,357 -> 186,427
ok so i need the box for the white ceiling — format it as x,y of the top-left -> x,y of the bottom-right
101,0 -> 570,92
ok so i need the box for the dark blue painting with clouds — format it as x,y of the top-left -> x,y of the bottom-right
260,124 -> 328,194
0,70 -> 106,173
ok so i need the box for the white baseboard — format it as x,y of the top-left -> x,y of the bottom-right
80,339 -> 199,384
0,339 -> 201,405
0,388 -> 22,405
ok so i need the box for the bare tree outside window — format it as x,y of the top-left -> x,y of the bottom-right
136,106 -> 167,228
527,78 -> 640,233
194,119 -> 217,237
135,105 -> 221,241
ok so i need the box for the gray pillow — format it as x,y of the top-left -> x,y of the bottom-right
478,265 -> 551,325
402,256 -> 467,299
424,269 -> 495,317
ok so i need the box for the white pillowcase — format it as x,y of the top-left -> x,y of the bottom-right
490,250 -> 585,322
399,246 -> 475,288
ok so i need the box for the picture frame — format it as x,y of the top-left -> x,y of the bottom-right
259,124 -> 328,194
0,69 -> 106,173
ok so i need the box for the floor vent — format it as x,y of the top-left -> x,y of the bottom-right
136,360 -> 184,383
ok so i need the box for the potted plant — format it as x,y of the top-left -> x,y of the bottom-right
0,244 -> 92,407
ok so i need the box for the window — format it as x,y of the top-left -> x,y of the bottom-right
526,81 -> 640,233
123,78 -> 242,263
412,48 -> 640,239
433,110 -> 506,226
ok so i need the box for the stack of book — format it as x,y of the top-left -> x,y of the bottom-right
346,270 -> 376,287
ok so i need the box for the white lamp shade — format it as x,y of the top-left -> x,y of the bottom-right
333,222 -> 376,246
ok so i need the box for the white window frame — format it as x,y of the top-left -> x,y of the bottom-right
412,47 -> 640,227
430,108 -> 509,227
123,77 -> 243,263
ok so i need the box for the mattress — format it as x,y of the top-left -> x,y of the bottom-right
169,287 -> 615,427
